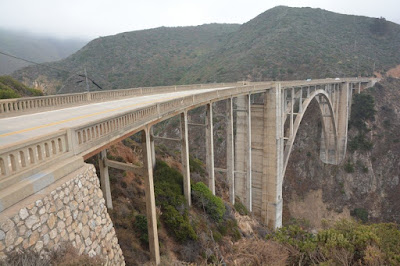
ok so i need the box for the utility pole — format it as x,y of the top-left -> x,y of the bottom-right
84,67 -> 90,92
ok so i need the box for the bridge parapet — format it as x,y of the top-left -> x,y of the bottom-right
0,82 -> 239,117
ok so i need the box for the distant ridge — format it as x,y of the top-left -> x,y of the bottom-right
0,28 -> 87,75
12,6 -> 400,94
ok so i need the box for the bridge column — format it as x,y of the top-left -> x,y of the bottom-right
99,150 -> 113,209
234,95 -> 252,211
226,98 -> 235,204
262,84 -> 283,229
150,127 -> 156,169
142,129 -> 160,265
180,111 -> 191,206
336,82 -> 350,162
206,103 -> 215,194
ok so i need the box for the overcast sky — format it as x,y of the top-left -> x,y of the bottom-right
0,0 -> 399,40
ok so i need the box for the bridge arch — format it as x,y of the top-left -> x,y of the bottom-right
282,89 -> 338,179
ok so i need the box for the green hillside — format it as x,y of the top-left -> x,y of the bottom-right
12,6 -> 400,94
0,76 -> 43,99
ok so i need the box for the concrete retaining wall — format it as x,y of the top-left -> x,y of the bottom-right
0,164 -> 125,265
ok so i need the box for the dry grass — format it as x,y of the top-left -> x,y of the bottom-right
222,238 -> 288,266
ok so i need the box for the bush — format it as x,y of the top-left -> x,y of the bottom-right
153,160 -> 197,242
192,182 -> 226,221
349,93 -> 376,133
351,208 -> 369,223
234,198 -> 248,216
344,160 -> 355,173
189,155 -> 206,176
348,134 -> 373,152
134,214 -> 149,244
267,219 -> 400,265
162,205 -> 197,242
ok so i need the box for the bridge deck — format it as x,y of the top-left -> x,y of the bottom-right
0,87 -> 232,147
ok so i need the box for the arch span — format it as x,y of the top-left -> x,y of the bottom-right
282,89 -> 338,179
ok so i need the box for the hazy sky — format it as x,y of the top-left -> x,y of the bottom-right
1,0 -> 399,40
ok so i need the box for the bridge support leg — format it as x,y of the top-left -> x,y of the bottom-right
262,84 -> 283,229
234,95 -> 252,211
226,98 -> 235,204
180,111 -> 191,206
99,150 -> 113,209
206,103 -> 215,194
142,129 -> 160,265
336,82 -> 350,162
150,127 -> 156,169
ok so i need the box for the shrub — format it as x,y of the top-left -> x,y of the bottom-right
267,219 -> 400,265
348,134 -> 373,152
192,182 -> 226,221
134,214 -> 149,244
234,198 -> 248,216
349,93 -> 376,133
162,205 -> 197,242
344,160 -> 355,173
153,160 -> 197,242
189,155 -> 206,176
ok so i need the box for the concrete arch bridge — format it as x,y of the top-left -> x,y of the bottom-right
0,78 -> 376,263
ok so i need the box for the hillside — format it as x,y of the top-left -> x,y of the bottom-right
12,24 -> 240,94
13,6 -> 400,94
0,28 -> 87,75
0,76 -> 43,99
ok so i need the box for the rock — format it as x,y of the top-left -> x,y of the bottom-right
43,234 -> 50,245
47,214 -> 56,229
34,241 -> 43,252
25,215 -> 39,229
57,210 -> 64,220
28,231 -> 39,247
82,225 -> 90,239
50,229 -> 57,239
0,230 -> 5,241
5,228 -> 16,246
1,219 -> 14,232
14,237 -> 23,246
57,221 -> 66,231
40,213 -> 49,224
35,200 -> 43,208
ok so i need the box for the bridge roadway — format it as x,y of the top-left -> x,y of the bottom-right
0,87 -> 234,147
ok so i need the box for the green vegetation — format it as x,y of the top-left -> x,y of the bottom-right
268,219 -> 400,265
134,214 -> 149,244
234,197 -> 248,216
153,160 -> 197,242
191,182 -> 226,222
348,93 -> 376,152
351,208 -> 369,223
14,6 -> 400,93
344,160 -> 355,173
0,76 -> 43,99
350,93 -> 376,133
189,155 -> 206,176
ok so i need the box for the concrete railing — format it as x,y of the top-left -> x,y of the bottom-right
0,82 -> 239,116
0,130 -> 71,189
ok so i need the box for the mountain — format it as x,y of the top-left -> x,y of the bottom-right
0,28 -> 87,75
12,6 -> 400,94
0,76 -> 43,99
